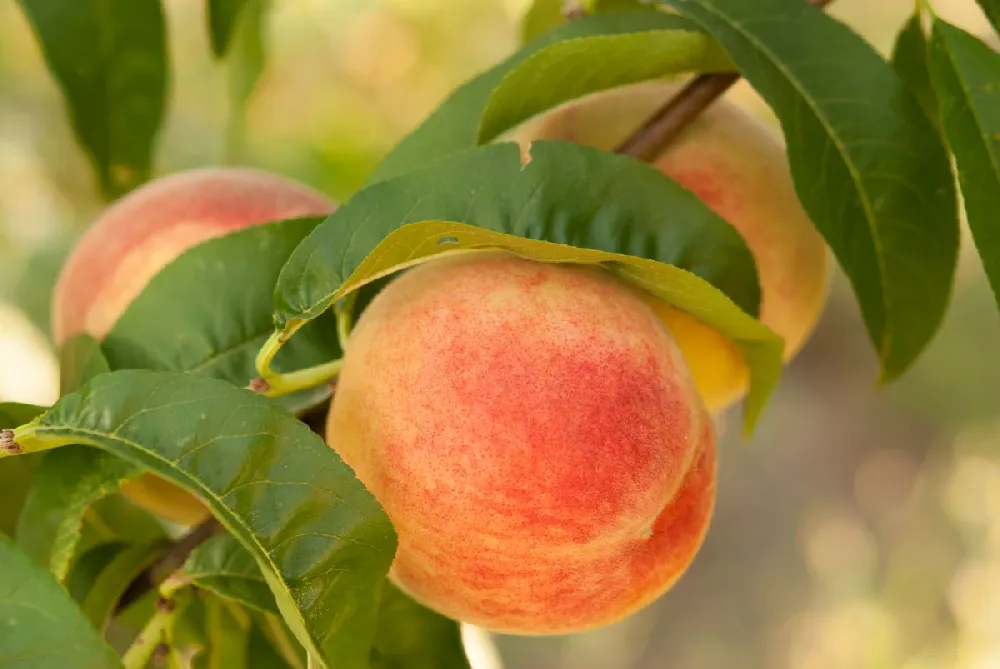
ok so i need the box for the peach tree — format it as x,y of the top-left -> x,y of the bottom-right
1,0 -> 997,667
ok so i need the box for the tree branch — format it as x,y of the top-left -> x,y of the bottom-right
615,0 -> 836,161
614,72 -> 740,160
115,517 -> 222,614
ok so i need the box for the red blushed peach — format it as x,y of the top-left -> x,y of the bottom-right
52,167 -> 335,525
516,81 -> 830,412
326,251 -> 716,633
52,167 -> 335,345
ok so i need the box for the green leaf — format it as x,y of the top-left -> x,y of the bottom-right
184,534 -> 277,614
101,217 -> 341,415
659,0 -> 959,382
225,0 -> 269,162
16,336 -> 140,580
282,142 -> 758,320
66,542 -> 130,604
927,19 -> 1000,316
977,0 -> 1000,37
61,334 -> 111,394
521,0 -> 564,42
167,594 -> 255,669
4,236 -> 75,338
0,405 -> 46,537
477,29 -> 731,144
0,535 -> 122,669
15,0 -> 168,198
179,539 -> 304,666
198,597 -> 251,669
208,0 -> 251,58
10,370 -> 396,669
371,583 -> 470,669
83,495 -> 169,549
891,11 -> 940,128
0,402 -> 45,428
0,454 -> 41,537
184,536 -> 468,669
79,540 -> 168,631
16,446 -> 142,581
276,142 -> 778,430
247,618 -> 303,669
369,10 -> 716,184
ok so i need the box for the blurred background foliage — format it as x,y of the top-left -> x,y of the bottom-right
0,1 -> 998,668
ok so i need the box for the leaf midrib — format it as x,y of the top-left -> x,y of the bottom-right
28,423 -> 323,665
935,26 -> 1000,198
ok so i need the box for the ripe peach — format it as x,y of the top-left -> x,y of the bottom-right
516,81 -> 830,412
52,167 -> 335,525
326,252 -> 716,633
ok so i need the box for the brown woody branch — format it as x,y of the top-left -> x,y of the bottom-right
615,0 -> 836,161
115,518 -> 222,615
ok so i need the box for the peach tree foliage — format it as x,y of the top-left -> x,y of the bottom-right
1,0 -> 998,666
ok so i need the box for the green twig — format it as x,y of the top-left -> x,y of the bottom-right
122,589 -> 184,669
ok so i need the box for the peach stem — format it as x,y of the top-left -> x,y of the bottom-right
335,293 -> 357,352
260,358 -> 343,398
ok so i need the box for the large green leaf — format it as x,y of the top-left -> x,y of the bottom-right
659,0 -> 959,382
79,495 -> 169,556
0,405 -> 47,536
60,334 -> 111,394
477,29 -> 730,144
4,236 -> 75,338
6,370 -> 396,669
15,446 -> 142,582
102,217 -> 340,414
167,594 -> 254,669
0,454 -> 40,537
15,0 -> 167,198
369,10 -> 718,184
171,595 -> 297,669
892,11 -> 940,128
208,0 -> 251,58
0,403 -> 45,429
184,535 -> 469,669
78,540 -> 167,631
224,0 -> 269,162
198,597 -> 251,669
16,336 -> 140,581
0,535 -> 122,669
184,534 -> 277,614
280,142 -> 758,320
66,542 -> 130,605
180,536 -> 300,666
371,583 -> 470,669
927,19 -> 1000,315
275,142 -> 779,430
248,618 -> 303,669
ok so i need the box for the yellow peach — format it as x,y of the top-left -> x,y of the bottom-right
327,252 -> 716,633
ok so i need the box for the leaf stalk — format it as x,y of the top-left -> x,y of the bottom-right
254,323 -> 342,396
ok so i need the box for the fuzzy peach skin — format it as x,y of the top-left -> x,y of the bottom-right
52,167 -> 335,525
516,81 -> 830,412
326,252 -> 717,634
